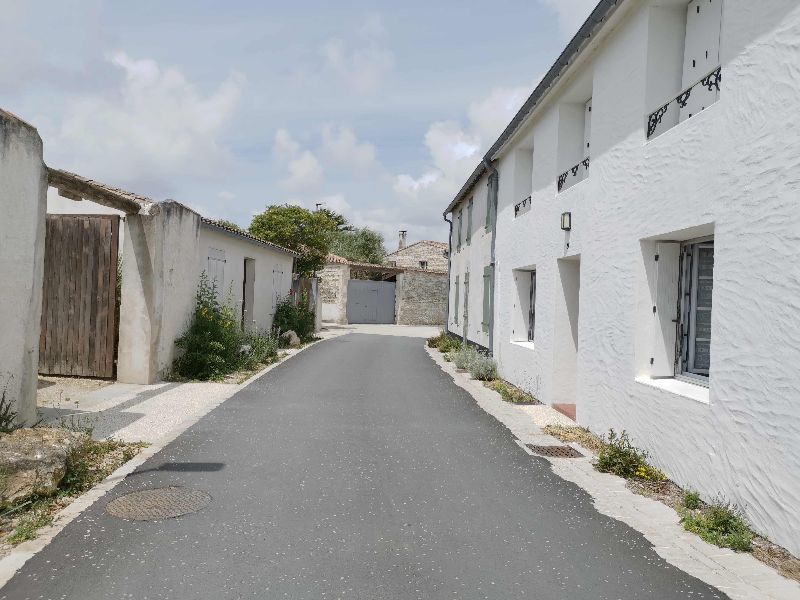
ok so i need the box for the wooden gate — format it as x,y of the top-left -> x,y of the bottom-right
39,215 -> 120,378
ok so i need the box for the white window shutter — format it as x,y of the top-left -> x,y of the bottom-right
651,242 -> 681,377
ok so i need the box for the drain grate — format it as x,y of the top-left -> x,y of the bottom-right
106,487 -> 211,521
526,444 -> 583,458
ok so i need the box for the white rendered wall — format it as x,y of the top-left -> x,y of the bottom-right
447,172 -> 492,348
0,111 -> 46,424
455,0 -> 800,555
198,226 -> 295,332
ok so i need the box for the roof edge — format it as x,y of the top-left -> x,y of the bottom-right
201,218 -> 299,257
443,0 -> 622,215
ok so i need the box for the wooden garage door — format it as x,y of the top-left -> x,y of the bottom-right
39,214 -> 120,378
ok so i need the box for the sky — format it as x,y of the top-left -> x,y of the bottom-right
1,0 -> 598,247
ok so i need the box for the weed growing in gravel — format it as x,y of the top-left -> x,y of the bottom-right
683,490 -> 702,510
485,380 -> 537,404
596,429 -> 666,481
681,501 -> 753,551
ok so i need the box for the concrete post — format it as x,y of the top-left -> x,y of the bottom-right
0,110 -> 47,425
117,202 -> 200,384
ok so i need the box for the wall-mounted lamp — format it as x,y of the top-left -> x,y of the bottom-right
560,211 -> 572,231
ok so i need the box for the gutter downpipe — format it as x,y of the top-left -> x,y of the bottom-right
443,213 -> 453,333
483,157 -> 499,356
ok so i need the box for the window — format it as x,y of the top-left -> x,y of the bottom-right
207,248 -> 226,299
511,268 -> 536,343
482,266 -> 493,333
485,173 -> 497,231
456,209 -> 463,251
679,239 -> 714,378
527,270 -> 536,342
466,198 -> 473,245
419,261 -> 428,270
387,260 -> 397,267
645,0 -> 723,139
650,236 -> 714,384
557,97 -> 592,192
453,275 -> 460,325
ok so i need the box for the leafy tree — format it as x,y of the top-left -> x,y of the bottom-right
249,204 -> 337,275
318,208 -> 351,232
215,219 -> 243,232
329,227 -> 386,264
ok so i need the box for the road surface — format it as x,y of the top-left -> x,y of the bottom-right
1,333 -> 727,599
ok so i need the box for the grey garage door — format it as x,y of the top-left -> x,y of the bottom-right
347,280 -> 395,324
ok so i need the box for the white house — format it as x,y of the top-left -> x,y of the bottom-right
444,0 -> 800,556
199,219 -> 295,332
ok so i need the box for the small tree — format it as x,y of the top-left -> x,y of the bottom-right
215,219 -> 243,232
328,227 -> 386,264
249,205 -> 338,275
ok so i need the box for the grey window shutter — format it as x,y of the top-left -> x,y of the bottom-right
454,275 -> 460,325
482,266 -> 492,332
652,242 -> 681,377
466,199 -> 473,244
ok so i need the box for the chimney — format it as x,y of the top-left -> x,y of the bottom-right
398,230 -> 407,251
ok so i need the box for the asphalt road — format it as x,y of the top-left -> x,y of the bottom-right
1,333 -> 728,599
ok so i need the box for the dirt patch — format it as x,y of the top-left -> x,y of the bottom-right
37,376 -> 112,410
0,436 -> 145,557
543,424 -> 606,455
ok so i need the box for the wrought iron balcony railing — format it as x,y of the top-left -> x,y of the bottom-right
514,195 -> 532,218
557,156 -> 590,193
647,66 -> 722,139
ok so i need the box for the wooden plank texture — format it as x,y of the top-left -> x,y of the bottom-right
38,214 -> 120,378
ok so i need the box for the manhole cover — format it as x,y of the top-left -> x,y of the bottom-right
526,444 -> 583,458
106,487 -> 211,521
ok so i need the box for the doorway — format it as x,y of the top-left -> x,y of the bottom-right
242,258 -> 255,330
552,257 -> 581,420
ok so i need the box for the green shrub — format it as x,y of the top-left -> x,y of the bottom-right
173,274 -> 279,380
273,292 -> 316,341
468,352 -> 497,381
439,336 -> 461,353
0,384 -> 21,433
485,379 -> 537,404
452,345 -> 476,370
449,345 -> 497,381
427,331 -> 447,348
596,429 -> 666,481
683,490 -> 702,510
682,501 -> 753,551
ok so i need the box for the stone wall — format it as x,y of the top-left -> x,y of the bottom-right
319,263 -> 349,324
395,270 -> 447,326
0,110 -> 47,425
386,242 -> 448,271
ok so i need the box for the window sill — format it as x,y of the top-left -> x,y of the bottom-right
510,340 -> 536,351
635,376 -> 709,404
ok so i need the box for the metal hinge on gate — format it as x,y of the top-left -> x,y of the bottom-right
652,306 -> 657,314
650,357 -> 654,365
655,254 -> 659,261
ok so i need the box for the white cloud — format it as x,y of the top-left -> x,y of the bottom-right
321,124 -> 380,173
283,151 -> 324,191
273,128 -> 301,161
272,128 -> 324,191
46,52 -> 244,194
394,83 -> 532,202
540,0 -> 598,39
321,15 -> 394,94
